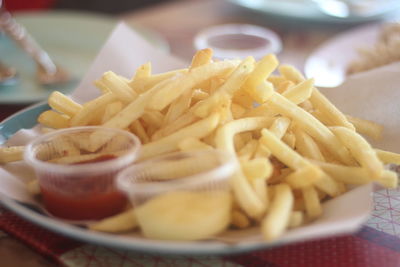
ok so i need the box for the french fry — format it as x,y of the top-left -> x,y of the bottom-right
89,209 -> 137,233
129,68 -> 188,94
129,120 -> 150,144
282,78 -> 314,105
194,57 -> 255,118
261,183 -> 293,241
288,211 -> 304,228
140,113 -> 220,160
346,115 -> 383,140
101,101 -> 123,124
189,48 -> 213,70
282,131 -> 296,149
266,92 -> 356,165
242,54 -> 278,103
231,209 -> 251,229
269,117 -> 291,139
293,127 -> 325,161
216,117 -> 273,154
178,137 -> 213,151
237,139 -> 258,160
48,91 -> 82,117
330,126 -> 383,180
302,186 -> 322,219
132,62 -> 151,81
0,146 -> 25,164
100,71 -> 137,104
148,60 -> 239,111
314,160 -> 398,188
375,149 -> 400,164
38,110 -> 70,129
70,92 -> 116,127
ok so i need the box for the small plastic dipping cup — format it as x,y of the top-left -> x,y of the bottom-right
116,150 -> 238,240
194,24 -> 282,60
24,126 -> 141,221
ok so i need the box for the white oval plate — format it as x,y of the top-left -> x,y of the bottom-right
304,23 -> 381,87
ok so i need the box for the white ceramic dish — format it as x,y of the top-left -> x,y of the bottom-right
304,23 -> 381,87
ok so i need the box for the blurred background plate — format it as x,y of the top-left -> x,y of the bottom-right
228,0 -> 400,24
0,11 -> 169,104
304,23 -> 380,87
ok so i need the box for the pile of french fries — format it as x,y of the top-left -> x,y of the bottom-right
1,48 -> 399,242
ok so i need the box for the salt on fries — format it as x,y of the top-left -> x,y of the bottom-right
1,49 -> 399,242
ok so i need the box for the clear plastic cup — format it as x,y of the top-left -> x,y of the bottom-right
24,126 -> 141,220
194,23 -> 282,60
116,149 -> 238,240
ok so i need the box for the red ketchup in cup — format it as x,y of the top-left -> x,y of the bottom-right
24,126 -> 141,221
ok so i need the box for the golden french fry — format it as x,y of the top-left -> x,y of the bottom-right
163,87 -> 193,126
375,149 -> 400,164
101,71 -> 137,103
216,117 -> 273,154
93,79 -> 110,93
48,91 -> 82,117
178,137 -> 213,151
237,139 -> 258,160
132,62 -> 151,81
38,110 -> 70,129
152,113 -> 197,141
266,92 -> 356,165
269,117 -> 291,139
129,120 -> 150,144
346,115 -> 383,140
100,78 -> 170,132
242,54 -> 278,103
282,131 -> 296,149
282,78 -> 314,105
288,211 -> 304,228
260,128 -> 315,170
278,64 -> 305,84
189,48 -> 213,70
231,209 -> 251,229
302,186 -> 322,219
0,146 -> 25,164
241,157 -> 273,181
261,183 -> 293,241
284,165 -> 322,188
148,60 -> 239,111
140,113 -> 220,160
313,160 -> 397,188
194,57 -> 255,118
89,209 -> 137,233
293,127 -> 325,161
310,88 -> 355,131
330,126 -> 383,180
244,54 -> 278,90
129,68 -> 188,94
101,101 -> 123,124
70,92 -> 116,126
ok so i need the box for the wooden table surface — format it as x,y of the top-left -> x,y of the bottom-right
0,0 -> 396,266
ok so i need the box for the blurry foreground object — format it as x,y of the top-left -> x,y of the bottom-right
347,22 -> 400,75
0,7 -> 70,86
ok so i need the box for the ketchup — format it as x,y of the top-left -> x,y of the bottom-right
39,155 -> 128,220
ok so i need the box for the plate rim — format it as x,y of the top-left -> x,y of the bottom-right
228,0 -> 400,23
